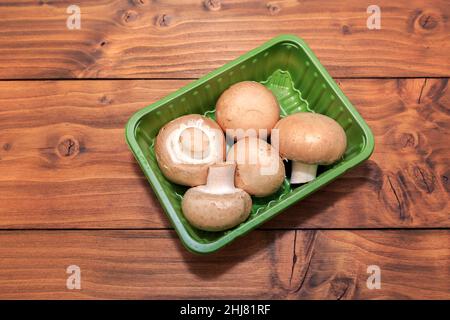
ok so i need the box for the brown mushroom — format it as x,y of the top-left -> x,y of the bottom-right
181,163 -> 252,231
274,113 -> 347,183
155,114 -> 226,186
215,81 -> 280,139
227,137 -> 285,197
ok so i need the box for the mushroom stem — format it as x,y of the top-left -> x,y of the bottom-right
291,161 -> 318,184
202,163 -> 237,194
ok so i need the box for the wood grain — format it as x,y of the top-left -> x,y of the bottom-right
0,78 -> 448,229
0,0 -> 449,79
1,0 -> 447,302
0,230 -> 447,299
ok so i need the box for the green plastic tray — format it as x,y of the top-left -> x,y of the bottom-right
125,35 -> 374,254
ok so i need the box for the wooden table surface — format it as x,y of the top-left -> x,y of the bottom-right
0,0 -> 449,299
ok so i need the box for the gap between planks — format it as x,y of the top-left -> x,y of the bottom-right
0,76 -> 448,82
0,227 -> 448,232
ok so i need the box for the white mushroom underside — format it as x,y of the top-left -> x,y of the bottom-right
166,119 -> 222,165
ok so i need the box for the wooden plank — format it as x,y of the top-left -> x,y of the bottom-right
0,230 -> 447,299
0,80 -> 175,228
0,78 -> 448,229
0,0 -> 448,79
268,78 -> 450,228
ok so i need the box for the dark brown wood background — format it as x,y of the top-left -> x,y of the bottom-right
0,0 -> 448,299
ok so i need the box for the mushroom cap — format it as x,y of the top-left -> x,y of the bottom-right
274,113 -> 347,165
182,187 -> 252,232
227,137 -> 285,197
216,81 -> 280,139
155,114 -> 226,186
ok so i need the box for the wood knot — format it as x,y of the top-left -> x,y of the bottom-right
387,130 -> 418,150
329,276 -> 353,300
409,10 -> 440,33
122,10 -> 139,23
442,174 -> 449,192
382,173 -> 410,221
3,143 -> 11,151
130,0 -> 146,6
267,2 -> 281,15
418,13 -> 438,30
204,0 -> 221,11
411,165 -> 435,194
56,136 -> 80,159
100,40 -> 107,47
99,95 -> 113,105
155,14 -> 172,27
342,24 -> 352,35
38,0 -> 51,6
399,132 -> 417,149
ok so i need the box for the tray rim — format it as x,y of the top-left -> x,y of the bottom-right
125,34 -> 375,254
